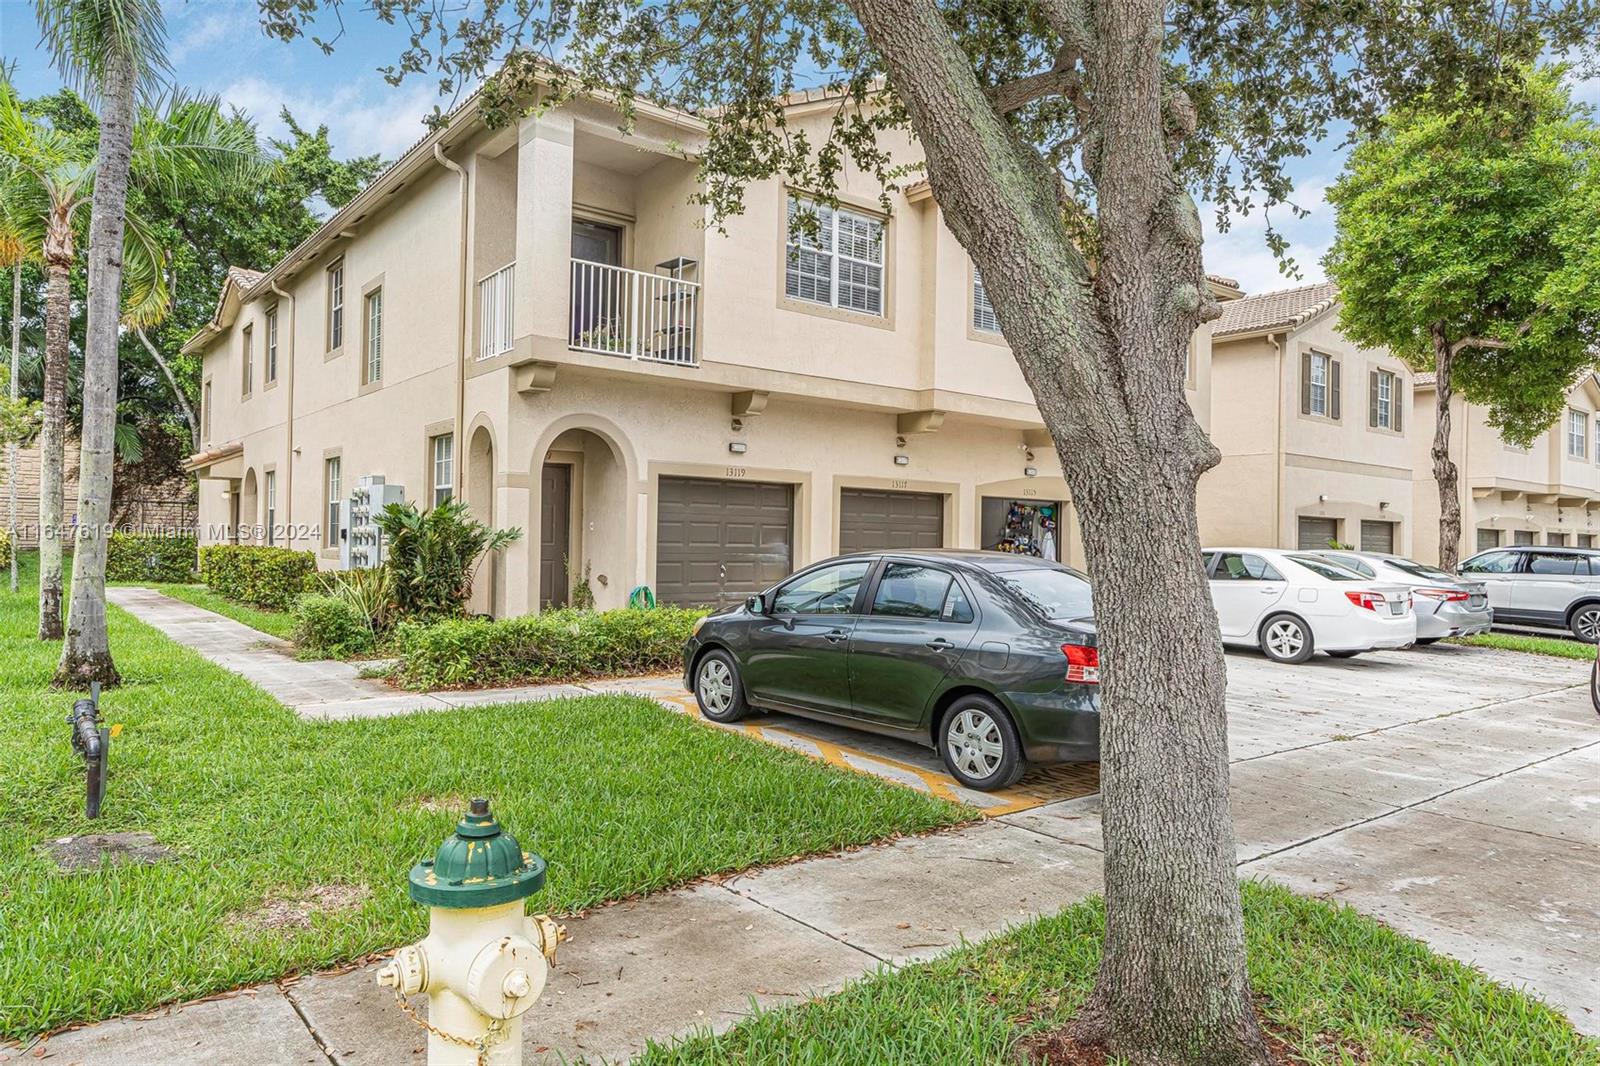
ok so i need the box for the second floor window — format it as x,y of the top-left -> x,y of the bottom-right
785,196 -> 884,316
1568,408 -> 1588,458
972,267 -> 1000,333
364,288 -> 383,384
1303,351 -> 1340,419
328,260 -> 345,350
265,307 -> 278,383
325,457 -> 342,547
241,325 -> 253,398
1370,368 -> 1401,430
431,433 -> 454,507
202,380 -> 212,440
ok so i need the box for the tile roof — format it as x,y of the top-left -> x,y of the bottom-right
1214,280 -> 1337,338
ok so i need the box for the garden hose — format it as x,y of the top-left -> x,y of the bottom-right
628,585 -> 656,609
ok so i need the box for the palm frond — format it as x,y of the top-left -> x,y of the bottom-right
131,91 -> 267,198
33,0 -> 171,103
118,207 -> 169,328
112,418 -> 143,463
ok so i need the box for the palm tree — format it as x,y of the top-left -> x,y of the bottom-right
1,177 -> 27,597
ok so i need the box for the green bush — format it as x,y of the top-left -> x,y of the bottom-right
292,594 -> 376,659
376,499 -> 521,621
0,528 -> 10,570
198,545 -> 318,610
309,567 -> 394,632
106,532 -> 196,583
392,605 -> 706,689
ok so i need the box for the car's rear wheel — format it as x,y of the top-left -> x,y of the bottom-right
1568,603 -> 1600,643
693,649 -> 750,723
1259,613 -> 1314,664
939,696 -> 1025,791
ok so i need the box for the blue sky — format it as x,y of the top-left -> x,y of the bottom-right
4,2 -> 1595,294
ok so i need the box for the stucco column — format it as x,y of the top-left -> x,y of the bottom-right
515,111 -> 576,346
497,482 -> 532,617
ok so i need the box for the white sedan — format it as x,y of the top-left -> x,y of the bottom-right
1203,547 -> 1417,663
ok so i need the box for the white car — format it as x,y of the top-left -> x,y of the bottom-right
1203,547 -> 1417,663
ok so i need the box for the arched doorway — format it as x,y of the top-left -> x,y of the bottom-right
238,469 -> 259,544
467,425 -> 497,615
533,421 -> 635,611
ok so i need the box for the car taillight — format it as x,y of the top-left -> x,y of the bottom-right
1345,590 -> 1384,611
1062,643 -> 1100,684
1414,587 -> 1469,602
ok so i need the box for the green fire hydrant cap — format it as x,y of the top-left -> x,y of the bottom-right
408,798 -> 547,908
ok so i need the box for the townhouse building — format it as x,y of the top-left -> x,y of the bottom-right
1412,372 -> 1600,561
184,80 -> 1234,613
1199,282 -> 1419,554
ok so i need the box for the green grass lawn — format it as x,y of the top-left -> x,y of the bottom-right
0,554 -> 970,1039
636,882 -> 1599,1065
135,581 -> 297,640
1452,630 -> 1597,660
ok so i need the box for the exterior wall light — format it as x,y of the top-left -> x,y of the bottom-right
893,454 -> 910,466
1024,467 -> 1038,477
728,441 -> 748,455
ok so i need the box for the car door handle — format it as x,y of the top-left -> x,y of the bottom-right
824,628 -> 848,643
926,637 -> 957,651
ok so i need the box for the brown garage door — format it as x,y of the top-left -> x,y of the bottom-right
1359,520 -> 1395,554
656,476 -> 794,607
1297,516 -> 1338,550
839,488 -> 944,553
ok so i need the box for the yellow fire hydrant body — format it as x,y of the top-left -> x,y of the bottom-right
377,799 -> 564,1066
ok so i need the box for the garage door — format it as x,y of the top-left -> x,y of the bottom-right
839,488 -> 944,553
656,476 -> 793,607
1297,516 -> 1338,550
1359,520 -> 1395,554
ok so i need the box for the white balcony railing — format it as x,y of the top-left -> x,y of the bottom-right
570,258 -> 699,366
477,263 -> 515,361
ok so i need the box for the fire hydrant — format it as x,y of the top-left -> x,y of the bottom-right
377,798 -> 565,1065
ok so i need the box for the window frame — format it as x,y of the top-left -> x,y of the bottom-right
324,456 -> 342,548
201,378 -> 212,441
264,469 -> 277,546
782,194 -> 887,320
362,286 -> 383,386
327,258 -> 345,352
865,560 -> 972,623
241,324 -> 253,399
1374,368 -> 1397,430
264,305 -> 278,384
1309,353 -> 1330,417
1568,408 -> 1589,459
430,432 -> 454,508
971,266 -> 1000,334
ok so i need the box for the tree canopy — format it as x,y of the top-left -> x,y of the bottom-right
1325,67 -> 1600,446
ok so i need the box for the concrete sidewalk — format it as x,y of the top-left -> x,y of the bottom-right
27,642 -> 1600,1063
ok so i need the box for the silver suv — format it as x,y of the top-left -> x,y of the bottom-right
1458,546 -> 1600,642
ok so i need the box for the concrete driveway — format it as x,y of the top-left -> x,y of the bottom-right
1010,642 -> 1600,1035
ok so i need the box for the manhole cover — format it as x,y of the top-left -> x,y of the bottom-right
42,832 -> 176,872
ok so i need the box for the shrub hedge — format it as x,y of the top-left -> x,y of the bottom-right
0,528 -> 10,570
392,605 -> 706,690
106,533 -> 197,583
292,594 -> 376,660
198,545 -> 318,610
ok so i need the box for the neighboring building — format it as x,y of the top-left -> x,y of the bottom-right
183,78 -> 1235,612
1412,372 -> 1600,562
1200,282 -> 1418,554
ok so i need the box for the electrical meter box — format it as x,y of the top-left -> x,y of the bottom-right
341,475 -> 406,569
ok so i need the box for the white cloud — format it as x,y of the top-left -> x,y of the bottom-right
1201,173 -> 1339,293
218,75 -> 442,161
167,5 -> 256,65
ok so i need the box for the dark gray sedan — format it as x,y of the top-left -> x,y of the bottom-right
681,550 -> 1100,791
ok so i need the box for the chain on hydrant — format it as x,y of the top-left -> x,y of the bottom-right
376,798 -> 567,1066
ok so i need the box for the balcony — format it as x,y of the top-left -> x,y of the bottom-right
478,262 -> 515,361
569,258 -> 699,366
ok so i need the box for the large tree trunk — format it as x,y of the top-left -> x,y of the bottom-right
1429,323 -> 1462,569
57,49 -> 136,689
849,0 -> 1264,1061
38,228 -> 72,641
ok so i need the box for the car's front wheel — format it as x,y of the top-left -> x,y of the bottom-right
1259,613 -> 1315,664
693,649 -> 750,723
939,696 -> 1026,791
1568,603 -> 1600,643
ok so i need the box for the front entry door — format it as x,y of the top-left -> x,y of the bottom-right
540,463 -> 571,609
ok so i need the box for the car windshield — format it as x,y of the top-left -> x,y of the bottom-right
1285,554 -> 1363,581
996,568 -> 1094,619
1383,557 -> 1456,582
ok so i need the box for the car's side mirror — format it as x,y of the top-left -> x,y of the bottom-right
746,594 -> 768,614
